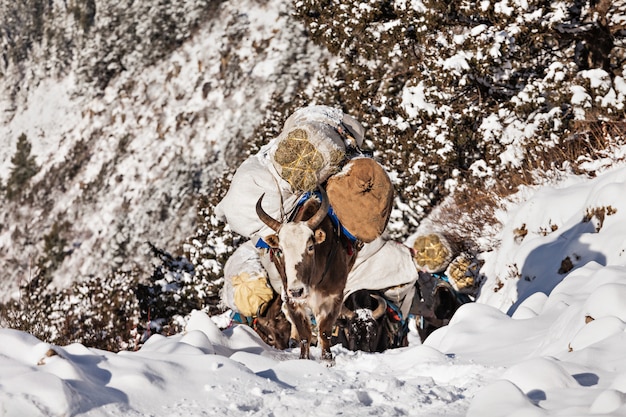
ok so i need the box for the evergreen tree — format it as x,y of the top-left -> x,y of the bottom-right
6,133 -> 39,201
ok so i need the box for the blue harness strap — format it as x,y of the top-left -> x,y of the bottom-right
384,297 -> 409,348
230,311 -> 256,327
299,191 -> 359,243
255,238 -> 270,250
328,204 -> 359,243
385,298 -> 405,325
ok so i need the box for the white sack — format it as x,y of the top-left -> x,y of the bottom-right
214,105 -> 366,238
220,240 -> 273,315
346,237 -> 419,319
269,106 -> 365,191
280,105 -> 364,148
214,150 -> 299,239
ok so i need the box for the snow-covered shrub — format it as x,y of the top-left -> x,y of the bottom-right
0,268 -> 142,351
136,242 -> 225,339
293,0 -> 626,241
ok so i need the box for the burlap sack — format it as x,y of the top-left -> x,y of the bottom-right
412,233 -> 453,273
232,272 -> 275,317
221,241 -> 275,316
326,157 -> 393,243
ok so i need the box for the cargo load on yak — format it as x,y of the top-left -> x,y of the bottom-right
411,232 -> 454,274
326,157 -> 394,243
330,237 -> 419,352
220,240 -> 274,320
216,105 -> 447,353
407,232 -> 479,341
214,105 -> 365,239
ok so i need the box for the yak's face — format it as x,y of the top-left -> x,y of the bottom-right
254,296 -> 291,350
344,314 -> 380,352
256,189 -> 329,302
336,290 -> 388,352
266,222 -> 326,300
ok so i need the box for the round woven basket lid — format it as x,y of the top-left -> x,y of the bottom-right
273,127 -> 344,191
326,158 -> 393,243
412,233 -> 453,273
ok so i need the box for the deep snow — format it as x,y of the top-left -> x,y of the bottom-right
2,163 -> 626,416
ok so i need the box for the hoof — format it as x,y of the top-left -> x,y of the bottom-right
321,350 -> 334,366
322,357 -> 336,367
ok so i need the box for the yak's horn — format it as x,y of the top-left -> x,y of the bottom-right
257,302 -> 268,318
371,294 -> 387,320
340,304 -> 356,320
256,194 -> 282,232
306,186 -> 329,229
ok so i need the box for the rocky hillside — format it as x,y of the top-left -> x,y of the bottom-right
0,0 -> 326,298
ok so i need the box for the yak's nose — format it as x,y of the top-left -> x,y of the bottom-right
289,287 -> 304,298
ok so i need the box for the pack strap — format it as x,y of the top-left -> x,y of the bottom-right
385,297 -> 406,325
298,190 -> 360,244
230,311 -> 258,328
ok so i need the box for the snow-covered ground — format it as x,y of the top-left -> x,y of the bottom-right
2,163 -> 626,416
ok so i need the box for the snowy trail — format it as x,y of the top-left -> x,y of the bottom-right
0,313 -> 502,417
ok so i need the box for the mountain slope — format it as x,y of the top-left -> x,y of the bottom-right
1,0 -> 625,348
0,0 -> 327,299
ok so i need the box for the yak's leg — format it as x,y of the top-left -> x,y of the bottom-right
315,295 -> 343,366
317,317 -> 334,364
287,303 -> 312,359
289,326 -> 300,348
282,304 -> 300,348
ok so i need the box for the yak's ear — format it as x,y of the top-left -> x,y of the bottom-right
314,229 -> 326,244
265,234 -> 280,249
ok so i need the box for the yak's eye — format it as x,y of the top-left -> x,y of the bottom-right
307,244 -> 314,252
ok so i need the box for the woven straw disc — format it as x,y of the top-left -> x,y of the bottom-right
446,253 -> 478,292
412,233 -> 453,273
274,128 -> 344,191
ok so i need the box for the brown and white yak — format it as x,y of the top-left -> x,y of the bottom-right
256,187 -> 358,364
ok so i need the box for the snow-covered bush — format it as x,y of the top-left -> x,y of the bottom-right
135,242 -> 224,339
293,0 -> 626,241
1,0 -> 219,92
0,268 -> 142,351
